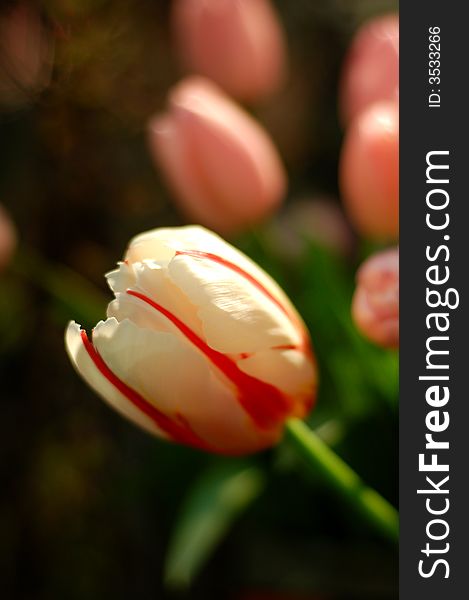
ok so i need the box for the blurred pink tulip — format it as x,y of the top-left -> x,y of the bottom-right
352,247 -> 399,349
285,197 -> 354,256
339,101 -> 399,240
268,197 -> 354,259
0,205 -> 17,270
339,14 -> 399,124
171,0 -> 287,102
0,1 -> 54,108
148,77 -> 287,235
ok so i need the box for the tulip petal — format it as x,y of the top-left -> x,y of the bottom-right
135,261 -> 203,334
106,261 -> 137,294
237,348 -> 316,413
107,261 -> 203,339
340,102 -> 399,239
65,321 -> 167,439
352,287 -> 399,348
168,252 -> 300,353
171,78 -> 285,224
340,14 -> 399,123
147,113 -> 231,233
127,226 -> 306,341
148,78 -> 286,234
127,226 -> 296,316
92,317 -> 279,453
172,0 -> 286,101
352,248 -> 399,348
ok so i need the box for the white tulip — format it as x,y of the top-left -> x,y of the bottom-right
65,226 -> 316,454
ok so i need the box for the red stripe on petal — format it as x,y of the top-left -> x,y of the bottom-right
270,344 -> 298,351
175,249 -> 311,352
80,329 -> 213,452
126,290 -> 291,429
175,250 -> 290,317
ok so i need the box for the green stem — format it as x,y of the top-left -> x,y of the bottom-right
285,418 -> 399,543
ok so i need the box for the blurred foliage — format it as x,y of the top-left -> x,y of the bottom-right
1,0 -> 397,599
164,460 -> 266,590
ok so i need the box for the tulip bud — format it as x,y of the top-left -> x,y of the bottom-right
148,77 -> 287,236
339,14 -> 399,124
339,101 -> 399,240
65,226 -> 316,455
352,247 -> 399,349
171,0 -> 287,102
0,205 -> 16,270
284,197 -> 354,257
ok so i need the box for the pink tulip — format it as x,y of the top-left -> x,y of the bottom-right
352,247 -> 399,349
339,101 -> 399,240
269,197 -> 354,259
171,0 -> 287,102
0,205 -> 16,271
339,14 -> 399,124
0,2 -> 54,108
148,77 -> 287,235
284,197 -> 354,256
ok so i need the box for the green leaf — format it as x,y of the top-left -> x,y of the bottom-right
164,459 -> 266,590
